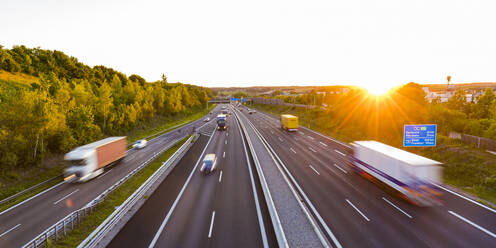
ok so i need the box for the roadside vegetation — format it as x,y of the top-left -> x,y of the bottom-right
251,82 -> 496,205
50,135 -> 190,248
0,45 -> 212,201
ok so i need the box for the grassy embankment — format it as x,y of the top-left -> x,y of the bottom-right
50,135 -> 192,248
0,71 -> 214,210
250,103 -> 496,206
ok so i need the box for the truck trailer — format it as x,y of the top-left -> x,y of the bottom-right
280,114 -> 298,131
64,137 -> 127,182
217,114 -> 227,131
349,141 -> 443,206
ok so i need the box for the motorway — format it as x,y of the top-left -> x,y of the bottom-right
240,106 -> 496,247
109,106 -> 276,248
0,106 -> 222,248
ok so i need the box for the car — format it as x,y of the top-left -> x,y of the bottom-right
204,117 -> 210,122
200,154 -> 217,174
209,112 -> 212,114
249,110 -> 256,114
133,139 -> 147,149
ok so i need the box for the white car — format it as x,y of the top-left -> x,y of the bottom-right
200,154 -> 217,174
133,139 -> 147,149
204,117 -> 210,122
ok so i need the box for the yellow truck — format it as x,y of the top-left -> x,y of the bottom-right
280,114 -> 299,131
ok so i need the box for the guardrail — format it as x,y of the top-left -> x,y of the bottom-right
78,134 -> 196,248
22,136 -> 190,248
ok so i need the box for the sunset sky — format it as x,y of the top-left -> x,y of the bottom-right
1,0 -> 495,91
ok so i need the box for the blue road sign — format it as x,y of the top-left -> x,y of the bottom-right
230,97 -> 240,101
404,124 -> 437,147
241,98 -> 246,102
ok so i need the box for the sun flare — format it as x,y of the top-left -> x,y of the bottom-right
363,85 -> 392,96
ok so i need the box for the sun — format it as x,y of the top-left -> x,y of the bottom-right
363,85 -> 391,96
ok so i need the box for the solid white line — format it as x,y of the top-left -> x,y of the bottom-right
0,224 -> 21,238
278,137 -> 284,142
382,197 -> 412,219
335,150 -> 346,156
436,184 -> 496,214
234,112 -> 269,248
148,127 -> 217,248
308,147 -> 317,153
307,135 -> 314,140
290,148 -> 296,154
449,211 -> 496,239
223,151 -> 225,158
309,165 -> 320,175
0,180 -> 66,215
319,141 -> 328,147
208,211 -> 216,238
99,169 -> 113,178
53,189 -> 79,205
219,171 -> 223,183
333,164 -> 348,174
346,199 -> 370,221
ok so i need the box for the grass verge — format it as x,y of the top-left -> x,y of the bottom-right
250,103 -> 496,205
51,135 -> 190,248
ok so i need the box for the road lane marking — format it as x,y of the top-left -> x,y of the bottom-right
99,169 -> 113,178
219,171 -> 223,183
225,140 -> 227,145
448,211 -> 496,239
226,133 -> 228,136
335,150 -> 346,156
208,211 -> 216,238
223,152 -> 225,158
319,142 -> 328,147
436,184 -> 496,214
270,130 -> 274,134
382,197 -> 412,219
290,148 -> 296,154
346,199 -> 370,221
333,164 -> 348,174
53,189 -> 79,205
0,224 -> 21,238
308,147 -> 317,153
309,165 -> 320,175
148,128 -> 216,248
307,135 -> 314,140
278,137 -> 284,142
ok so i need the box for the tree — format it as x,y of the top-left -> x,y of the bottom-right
472,88 -> 495,119
161,73 -> 168,84
446,89 -> 467,112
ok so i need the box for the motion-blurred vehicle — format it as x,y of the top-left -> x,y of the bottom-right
222,109 -> 228,115
349,141 -> 443,206
200,154 -> 217,174
204,117 -> 210,122
217,114 -> 227,131
133,139 -> 147,149
248,110 -> 256,114
64,137 -> 127,182
280,114 -> 298,131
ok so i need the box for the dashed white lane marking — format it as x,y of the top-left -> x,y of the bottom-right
307,135 -> 315,140
219,171 -> 223,183
309,165 -> 320,175
333,164 -> 348,174
335,150 -> 346,156
53,189 -> 79,205
290,148 -> 297,154
278,137 -> 284,142
346,199 -> 370,221
270,130 -> 274,134
99,169 -> 113,178
208,211 -> 216,238
225,140 -> 227,145
449,211 -> 496,239
382,197 -> 412,219
319,142 -> 328,147
226,133 -> 228,136
223,152 -> 225,158
0,224 -> 21,238
308,147 -> 317,153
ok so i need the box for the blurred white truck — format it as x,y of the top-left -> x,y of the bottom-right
64,137 -> 127,182
349,141 -> 443,206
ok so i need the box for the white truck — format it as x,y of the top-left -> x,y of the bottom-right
64,137 -> 127,182
349,141 -> 443,206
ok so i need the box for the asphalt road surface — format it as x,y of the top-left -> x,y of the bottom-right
109,107 -> 277,248
241,107 -> 496,248
0,106 -> 222,248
